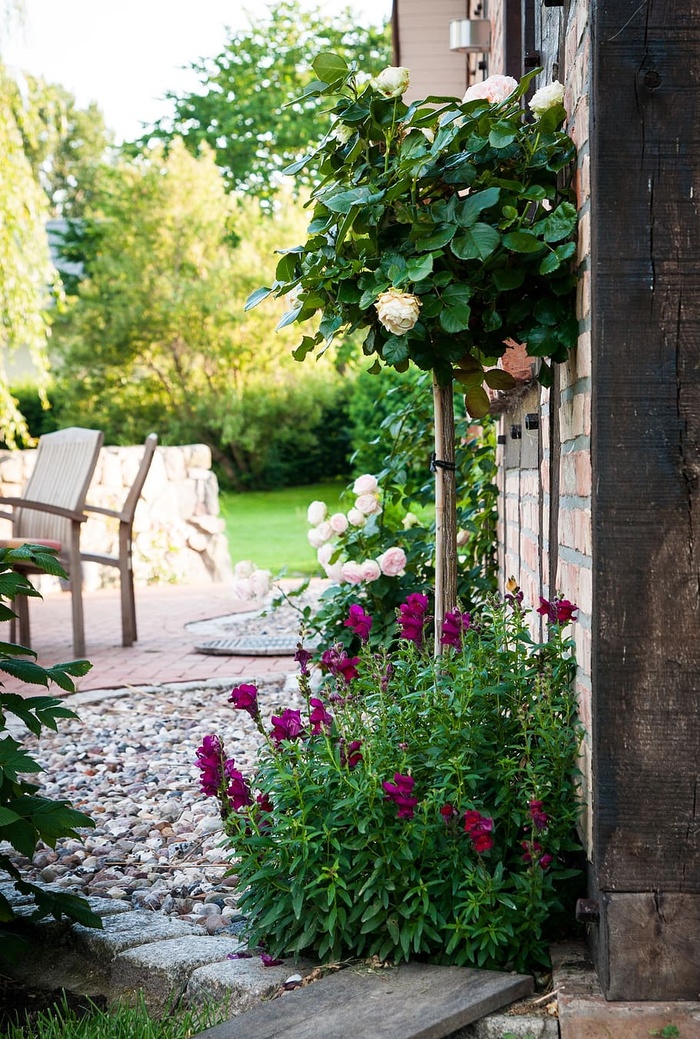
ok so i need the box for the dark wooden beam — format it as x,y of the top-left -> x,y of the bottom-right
590,0 -> 700,999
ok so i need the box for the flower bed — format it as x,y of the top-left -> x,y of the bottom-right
197,590 -> 583,971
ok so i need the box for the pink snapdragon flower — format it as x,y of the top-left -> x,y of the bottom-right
229,683 -> 260,720
344,604 -> 373,642
270,708 -> 304,743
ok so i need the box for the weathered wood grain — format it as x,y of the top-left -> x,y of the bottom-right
193,962 -> 532,1039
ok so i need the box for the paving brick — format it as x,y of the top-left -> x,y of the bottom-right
111,934 -> 244,1012
185,959 -> 316,1015
70,909 -> 201,959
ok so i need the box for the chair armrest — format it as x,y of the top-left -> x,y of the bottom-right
84,503 -> 127,522
0,496 -> 89,523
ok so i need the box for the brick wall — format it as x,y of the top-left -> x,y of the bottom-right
492,0 -> 593,848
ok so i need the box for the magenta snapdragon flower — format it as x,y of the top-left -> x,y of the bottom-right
463,809 -> 494,853
338,738 -> 363,769
294,645 -> 314,676
224,759 -> 253,811
320,646 -> 360,683
397,593 -> 430,646
536,596 -> 578,624
528,798 -> 549,831
229,683 -> 260,720
382,772 -> 419,819
344,604 -> 373,642
440,609 -> 470,649
195,734 -> 225,796
309,697 -> 333,734
270,708 -> 304,743
521,840 -> 553,869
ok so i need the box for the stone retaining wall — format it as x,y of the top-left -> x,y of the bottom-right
0,443 -> 232,590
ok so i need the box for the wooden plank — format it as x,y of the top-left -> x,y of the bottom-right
193,962 -> 533,1039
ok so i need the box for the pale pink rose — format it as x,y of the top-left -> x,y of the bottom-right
324,560 -> 345,582
317,543 -> 335,566
353,473 -> 379,496
462,75 -> 518,105
307,500 -> 328,526
347,508 -> 367,527
234,559 -> 255,579
232,576 -> 254,600
329,511 -> 349,535
355,493 -> 382,517
251,569 -> 272,598
341,561 -> 364,585
361,559 -> 381,582
308,525 -> 331,549
377,546 -> 407,577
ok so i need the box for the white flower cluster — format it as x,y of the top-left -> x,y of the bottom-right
232,559 -> 273,601
307,474 -> 407,584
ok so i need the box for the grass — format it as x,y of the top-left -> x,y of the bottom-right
219,480 -> 346,577
2,991 -> 227,1039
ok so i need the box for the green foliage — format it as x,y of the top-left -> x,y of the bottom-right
210,594 -> 584,971
3,990 -> 228,1039
0,63 -> 56,447
50,142 -> 347,489
5,71 -> 112,218
0,546 -> 100,959
142,0 -> 391,203
287,375 -> 497,647
248,62 -> 577,399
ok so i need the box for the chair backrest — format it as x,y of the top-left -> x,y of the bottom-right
121,433 -> 158,522
16,427 -> 104,544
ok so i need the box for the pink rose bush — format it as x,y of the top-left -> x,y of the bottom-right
232,560 -> 273,601
197,589 -> 583,971
301,473 -> 429,649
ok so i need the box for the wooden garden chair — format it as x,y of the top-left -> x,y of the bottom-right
81,433 -> 158,647
0,427 -> 104,657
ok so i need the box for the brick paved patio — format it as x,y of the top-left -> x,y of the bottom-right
0,583 -> 298,695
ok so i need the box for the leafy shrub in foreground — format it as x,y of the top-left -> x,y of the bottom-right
198,589 -> 583,972
0,546 -> 101,959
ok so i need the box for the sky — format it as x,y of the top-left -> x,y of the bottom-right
2,0 -> 393,143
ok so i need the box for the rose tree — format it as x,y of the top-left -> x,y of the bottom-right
247,57 -> 578,638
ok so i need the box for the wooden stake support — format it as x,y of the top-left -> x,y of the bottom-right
432,375 -> 457,653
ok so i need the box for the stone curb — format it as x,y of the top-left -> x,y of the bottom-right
2,883 -> 555,1034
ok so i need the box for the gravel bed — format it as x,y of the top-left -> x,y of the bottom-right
4,671 -> 308,936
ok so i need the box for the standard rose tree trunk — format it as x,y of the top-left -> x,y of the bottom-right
432,375 -> 457,652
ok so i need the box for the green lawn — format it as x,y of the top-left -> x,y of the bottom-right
219,481 -> 346,576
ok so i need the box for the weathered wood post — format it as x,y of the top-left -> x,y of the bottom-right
432,376 -> 457,652
588,0 -> 700,999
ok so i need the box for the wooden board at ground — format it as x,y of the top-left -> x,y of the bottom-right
193,962 -> 532,1039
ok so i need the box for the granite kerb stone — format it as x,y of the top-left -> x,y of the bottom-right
69,910 -> 202,959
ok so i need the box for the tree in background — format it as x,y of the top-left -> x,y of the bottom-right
7,73 -> 113,218
51,139 -> 346,488
141,0 -> 391,203
0,61 -> 56,446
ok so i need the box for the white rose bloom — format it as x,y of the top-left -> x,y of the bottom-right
307,500 -> 328,526
234,559 -> 255,579
373,66 -> 410,99
402,512 -> 420,530
347,508 -> 367,527
529,81 -> 565,118
324,559 -> 345,582
375,289 -> 421,336
463,74 -> 518,105
317,542 -> 335,567
353,473 -> 379,496
251,569 -> 272,598
331,120 -> 353,145
233,576 -> 254,600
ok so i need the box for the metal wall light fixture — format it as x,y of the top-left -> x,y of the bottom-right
449,19 -> 492,53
